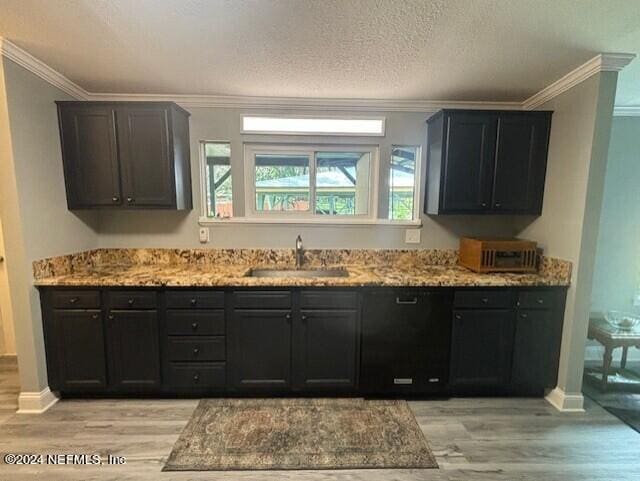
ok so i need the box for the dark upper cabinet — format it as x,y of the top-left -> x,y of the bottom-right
293,309 -> 358,390
107,310 -> 161,391
49,310 -> 107,391
57,105 -> 121,207
57,101 -> 192,210
450,309 -> 515,394
426,109 -> 552,215
231,309 -> 292,390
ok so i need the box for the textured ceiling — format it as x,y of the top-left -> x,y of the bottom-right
0,0 -> 639,104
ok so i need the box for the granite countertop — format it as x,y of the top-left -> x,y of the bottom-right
32,248 -> 572,288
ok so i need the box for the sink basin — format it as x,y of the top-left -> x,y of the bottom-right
246,268 -> 349,278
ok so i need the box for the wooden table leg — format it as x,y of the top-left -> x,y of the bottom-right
602,346 -> 613,391
621,346 -> 629,370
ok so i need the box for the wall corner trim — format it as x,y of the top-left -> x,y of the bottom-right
545,387 -> 585,412
0,37 -> 89,100
17,387 -> 59,414
523,53 -> 636,110
613,105 -> 640,117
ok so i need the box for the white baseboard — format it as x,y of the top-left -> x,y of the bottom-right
17,387 -> 59,414
545,387 -> 585,412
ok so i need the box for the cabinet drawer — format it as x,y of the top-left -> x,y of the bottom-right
52,290 -> 101,309
454,290 -> 512,309
233,291 -> 291,309
166,310 -> 225,335
517,291 -> 554,309
167,337 -> 226,361
166,291 -> 224,309
109,291 -> 157,309
300,290 -> 357,309
167,362 -> 226,389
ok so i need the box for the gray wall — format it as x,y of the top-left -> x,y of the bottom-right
0,58 -> 98,392
517,72 -> 618,398
95,107 -> 520,249
591,116 -> 640,314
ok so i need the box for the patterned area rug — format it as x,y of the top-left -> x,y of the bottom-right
163,398 -> 437,471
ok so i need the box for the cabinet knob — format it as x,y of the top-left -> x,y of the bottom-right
481,298 -> 489,304
455,314 -> 462,320
301,315 -> 307,321
92,314 -> 99,320
112,196 -> 119,203
537,299 -> 544,304
193,348 -> 199,356
127,197 -> 134,203
481,202 -> 487,207
191,322 -> 198,331
108,314 -> 114,320
521,313 -> 528,319
190,298 -> 197,306
285,313 -> 292,321
69,297 -> 78,304
495,203 -> 502,208
128,298 -> 135,306
193,373 -> 200,383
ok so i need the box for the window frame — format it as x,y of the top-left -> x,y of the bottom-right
241,114 -> 386,137
244,143 -> 379,221
388,144 -> 423,223
199,140 -> 234,219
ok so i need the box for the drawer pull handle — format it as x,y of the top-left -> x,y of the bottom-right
537,299 -> 544,304
521,313 -> 528,319
455,314 -> 462,320
69,297 -> 78,304
396,297 -> 418,305
193,348 -> 199,356
193,374 -> 200,383
190,298 -> 197,306
191,322 -> 198,331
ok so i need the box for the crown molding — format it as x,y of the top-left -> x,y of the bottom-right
523,53 -> 636,110
613,105 -> 640,117
0,36 -> 636,114
0,37 -> 89,100
87,92 -> 521,112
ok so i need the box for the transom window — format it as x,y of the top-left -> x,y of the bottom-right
245,144 -> 378,219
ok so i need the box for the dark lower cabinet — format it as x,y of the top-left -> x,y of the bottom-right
361,289 -> 453,394
107,310 -> 161,391
49,310 -> 107,391
231,309 -> 292,390
450,309 -> 515,394
293,309 -> 358,390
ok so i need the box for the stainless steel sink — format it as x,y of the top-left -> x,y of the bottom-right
246,268 -> 349,278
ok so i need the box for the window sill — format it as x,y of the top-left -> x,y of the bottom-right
198,216 -> 422,227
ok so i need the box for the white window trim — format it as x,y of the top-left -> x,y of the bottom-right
387,145 -> 423,223
199,140 -> 233,220
240,114 -> 386,137
243,143 -> 380,221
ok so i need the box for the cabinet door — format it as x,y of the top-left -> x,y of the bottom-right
58,105 -> 121,208
116,107 -> 174,207
294,310 -> 357,390
231,310 -> 292,390
450,309 -> 514,394
511,309 -> 555,395
51,310 -> 107,391
441,112 -> 497,212
108,310 -> 161,391
492,113 -> 551,214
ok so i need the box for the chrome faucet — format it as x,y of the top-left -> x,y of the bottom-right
295,235 -> 304,269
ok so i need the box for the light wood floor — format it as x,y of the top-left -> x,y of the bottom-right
0,357 -> 639,480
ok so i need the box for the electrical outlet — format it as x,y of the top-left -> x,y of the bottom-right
199,227 -> 209,244
405,229 -> 421,244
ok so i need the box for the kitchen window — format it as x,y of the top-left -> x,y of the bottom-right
202,142 -> 233,218
388,145 -> 420,221
245,144 -> 378,220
